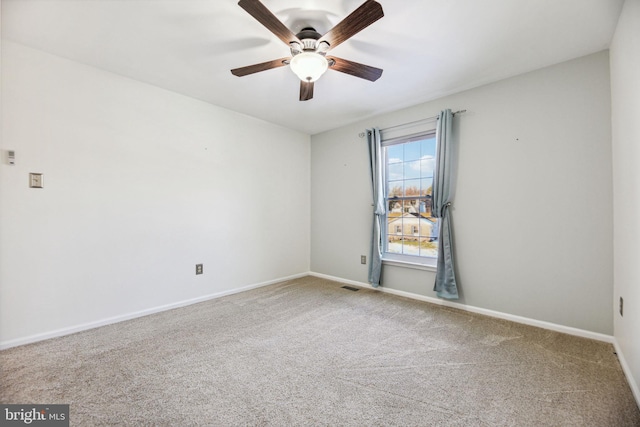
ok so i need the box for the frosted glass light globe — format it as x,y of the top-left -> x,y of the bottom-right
290,52 -> 329,82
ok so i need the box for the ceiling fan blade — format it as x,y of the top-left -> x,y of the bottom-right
231,57 -> 291,77
300,81 -> 314,101
327,56 -> 383,82
319,0 -> 383,50
238,0 -> 301,46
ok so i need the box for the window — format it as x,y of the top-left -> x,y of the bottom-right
382,131 -> 439,265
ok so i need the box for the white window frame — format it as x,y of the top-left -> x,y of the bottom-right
381,126 -> 439,271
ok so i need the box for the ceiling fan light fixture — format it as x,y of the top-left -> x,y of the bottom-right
232,0 -> 384,100
290,51 -> 329,82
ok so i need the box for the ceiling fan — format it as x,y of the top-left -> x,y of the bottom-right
231,0 -> 384,101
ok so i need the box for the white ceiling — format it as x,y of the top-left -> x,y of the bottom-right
1,0 -> 624,135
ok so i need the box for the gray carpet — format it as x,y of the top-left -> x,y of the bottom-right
1,276 -> 639,426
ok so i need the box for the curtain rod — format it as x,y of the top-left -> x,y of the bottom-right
358,110 -> 466,138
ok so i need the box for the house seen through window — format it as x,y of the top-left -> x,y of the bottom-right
383,131 -> 439,263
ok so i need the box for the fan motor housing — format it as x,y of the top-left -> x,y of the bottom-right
295,27 -> 326,51
296,27 -> 321,41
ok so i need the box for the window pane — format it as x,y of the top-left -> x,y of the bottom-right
404,141 -> 422,161
416,198 -> 430,214
401,237 -> 420,256
387,235 -> 403,254
404,179 -> 421,196
421,156 -> 435,176
419,237 -> 438,257
405,160 -> 421,179
388,163 -> 403,181
403,199 -> 419,213
423,199 -> 433,218
421,178 -> 433,196
388,200 -> 402,213
387,183 -> 403,198
387,211 -> 402,230
421,138 -> 436,155
387,145 -> 403,163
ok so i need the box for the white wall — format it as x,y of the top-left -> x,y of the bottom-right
0,41 -> 310,347
611,0 -> 640,402
311,51 -> 613,334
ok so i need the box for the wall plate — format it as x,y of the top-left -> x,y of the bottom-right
29,173 -> 43,188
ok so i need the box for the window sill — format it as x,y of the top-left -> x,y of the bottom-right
382,256 -> 437,272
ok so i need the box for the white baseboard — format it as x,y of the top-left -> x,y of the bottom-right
0,272 -> 308,350
613,340 -> 640,410
309,271 -> 614,343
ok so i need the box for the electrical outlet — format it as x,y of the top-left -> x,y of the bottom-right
29,173 -> 43,188
361,255 -> 366,264
620,297 -> 623,316
196,264 -> 203,275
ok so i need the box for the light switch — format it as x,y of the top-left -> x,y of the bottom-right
29,173 -> 43,188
